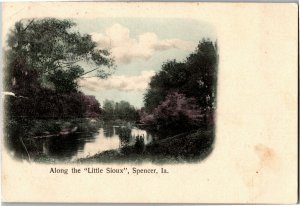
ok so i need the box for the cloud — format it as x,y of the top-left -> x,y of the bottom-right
79,70 -> 156,92
90,24 -> 195,64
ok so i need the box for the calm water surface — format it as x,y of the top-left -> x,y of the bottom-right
6,119 -> 159,161
74,126 -> 153,159
36,124 -> 153,161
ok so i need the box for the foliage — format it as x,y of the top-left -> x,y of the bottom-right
144,39 -> 218,111
4,118 -> 102,161
5,18 -> 114,93
81,95 -> 102,118
115,127 -> 132,146
102,100 -> 115,120
4,18 -> 112,118
140,92 -> 205,129
77,128 -> 214,164
6,91 -> 101,118
134,136 -> 145,153
182,39 -> 218,108
102,100 -> 138,121
142,39 -> 218,129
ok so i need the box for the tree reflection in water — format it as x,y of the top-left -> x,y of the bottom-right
4,118 -> 153,162
103,125 -> 114,137
5,118 -> 101,161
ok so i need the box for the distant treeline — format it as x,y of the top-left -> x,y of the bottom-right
101,100 -> 138,121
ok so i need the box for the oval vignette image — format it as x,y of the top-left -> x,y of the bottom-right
3,17 -> 218,164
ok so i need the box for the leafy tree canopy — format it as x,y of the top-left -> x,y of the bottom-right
5,18 -> 115,93
102,100 -> 138,121
143,39 -> 218,113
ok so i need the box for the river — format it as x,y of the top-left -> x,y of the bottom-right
5,118 -> 155,162
72,125 -> 154,160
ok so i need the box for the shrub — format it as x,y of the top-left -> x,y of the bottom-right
140,92 -> 205,129
134,135 -> 145,153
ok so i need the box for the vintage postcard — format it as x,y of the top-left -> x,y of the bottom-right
1,2 -> 298,203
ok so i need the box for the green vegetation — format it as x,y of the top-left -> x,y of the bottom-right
134,136 -> 145,154
115,127 -> 132,146
140,39 -> 218,130
77,129 -> 214,164
4,18 -> 114,118
102,100 -> 138,121
78,39 -> 218,163
4,17 -> 218,164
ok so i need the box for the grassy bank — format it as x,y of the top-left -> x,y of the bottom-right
76,128 -> 214,164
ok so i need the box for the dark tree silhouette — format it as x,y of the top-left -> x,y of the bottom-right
143,39 -> 218,129
4,18 -> 114,118
5,18 -> 114,93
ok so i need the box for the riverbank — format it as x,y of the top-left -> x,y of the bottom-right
5,116 -> 214,163
4,117 -> 102,162
76,128 -> 214,164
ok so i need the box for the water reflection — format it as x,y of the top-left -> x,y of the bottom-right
103,125 -> 114,137
75,126 -> 153,159
5,118 -> 154,161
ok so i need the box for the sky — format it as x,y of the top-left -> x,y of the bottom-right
75,18 -> 216,108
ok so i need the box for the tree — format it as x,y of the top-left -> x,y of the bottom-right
102,100 -> 115,120
102,100 -> 138,121
142,39 -> 218,128
182,39 -> 218,108
143,60 -> 187,112
115,101 -> 137,120
143,39 -> 218,113
5,18 -> 114,94
4,18 -> 113,118
82,95 -> 102,118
